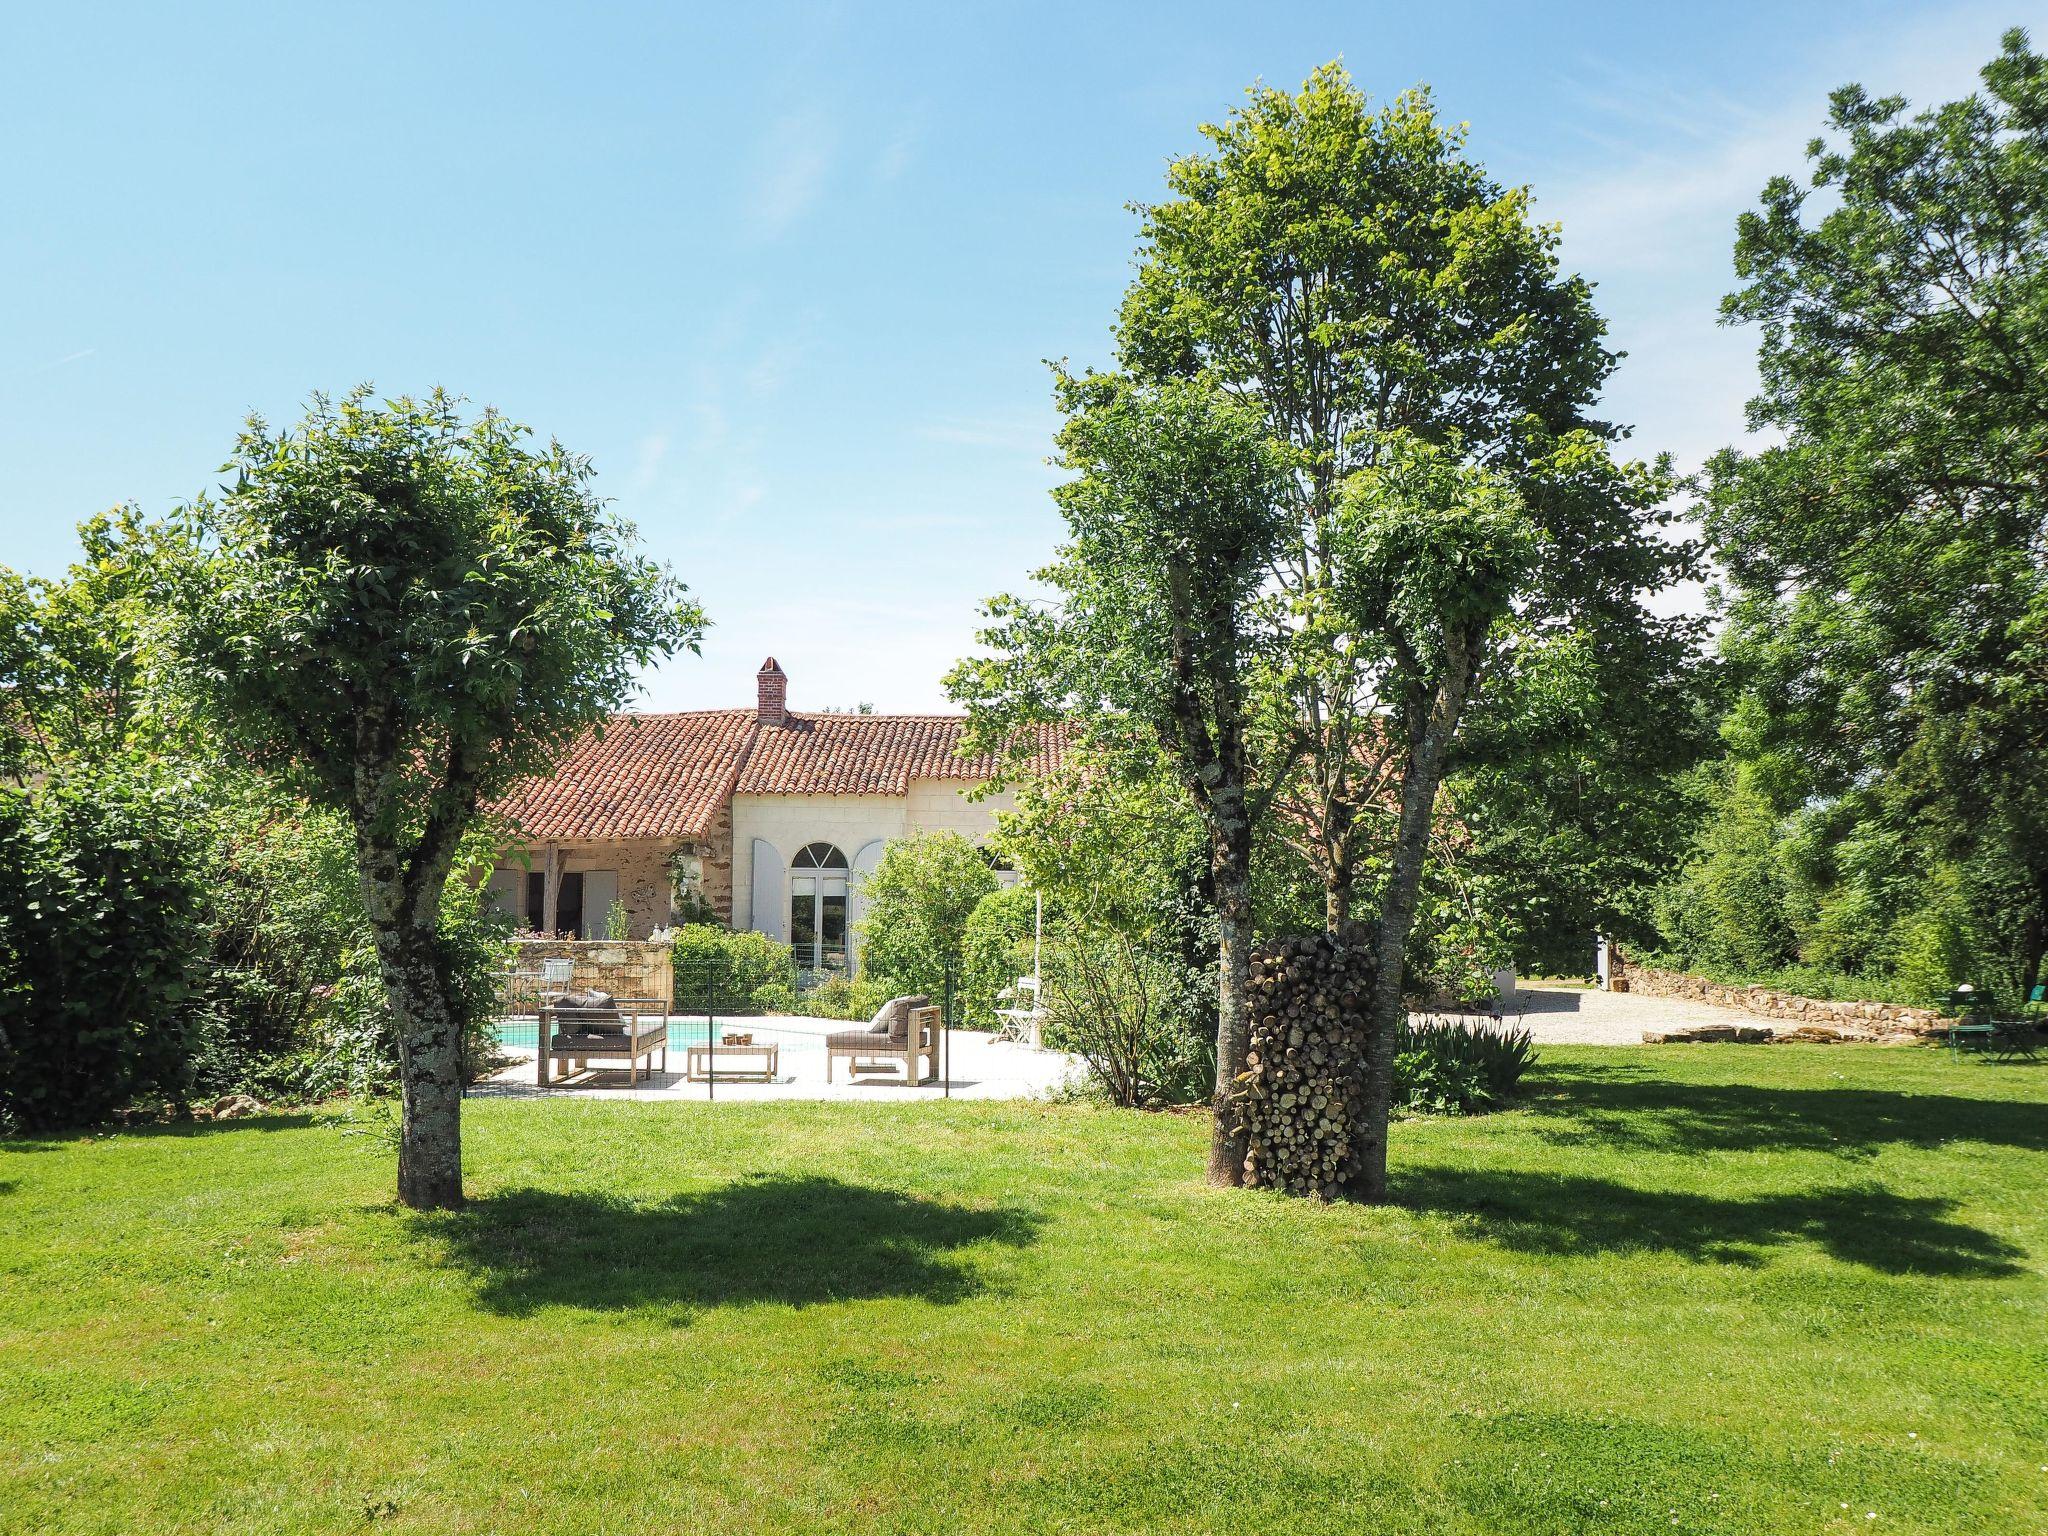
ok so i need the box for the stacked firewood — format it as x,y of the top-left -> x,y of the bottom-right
1239,933 -> 1377,1200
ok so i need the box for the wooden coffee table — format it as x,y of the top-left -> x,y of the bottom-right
685,1042 -> 780,1082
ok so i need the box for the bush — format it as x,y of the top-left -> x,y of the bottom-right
0,776 -> 213,1131
961,884 -> 1041,1029
749,983 -> 797,1014
1392,1017 -> 1536,1115
1043,926 -> 1213,1108
672,924 -> 792,1014
856,832 -> 997,1017
796,973 -> 907,1020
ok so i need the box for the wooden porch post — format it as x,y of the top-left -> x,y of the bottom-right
542,843 -> 562,936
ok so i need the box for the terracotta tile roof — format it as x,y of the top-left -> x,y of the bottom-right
494,710 -> 1069,842
495,710 -> 756,841
737,714 -> 1067,796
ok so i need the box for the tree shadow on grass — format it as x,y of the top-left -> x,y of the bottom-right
1394,1166 -> 2025,1277
1522,1061 -> 2048,1159
412,1175 -> 1042,1315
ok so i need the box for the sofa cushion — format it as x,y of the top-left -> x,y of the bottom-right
863,994 -> 926,1038
558,987 -> 614,1011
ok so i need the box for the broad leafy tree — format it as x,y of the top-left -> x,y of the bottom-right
1113,64 -> 1699,1197
950,370 -> 1287,1185
1116,65 -> 1694,942
1707,29 -> 2048,997
175,388 -> 699,1209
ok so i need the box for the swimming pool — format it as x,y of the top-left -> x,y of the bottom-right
491,1016 -> 823,1053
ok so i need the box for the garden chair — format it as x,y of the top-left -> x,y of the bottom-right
992,975 -> 1046,1049
825,994 -> 936,1084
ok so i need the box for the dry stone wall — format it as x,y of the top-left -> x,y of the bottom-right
512,938 -> 674,1008
1628,965 -> 1952,1039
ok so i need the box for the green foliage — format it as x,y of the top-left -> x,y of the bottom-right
671,925 -> 792,1015
603,900 -> 630,941
0,775 -> 212,1131
1655,767 -> 1796,975
748,983 -> 797,1015
960,884 -> 1042,1031
796,974 -> 908,1021
1705,30 -> 2048,998
174,387 -> 701,841
1042,925 -> 1214,1107
1392,1017 -> 1536,1115
855,832 -> 999,1016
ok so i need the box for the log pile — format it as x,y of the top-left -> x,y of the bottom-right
1239,933 -> 1377,1201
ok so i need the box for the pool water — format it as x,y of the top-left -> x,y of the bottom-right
491,1017 -> 818,1053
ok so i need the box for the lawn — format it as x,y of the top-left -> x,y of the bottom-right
3,1047 -> 2044,1535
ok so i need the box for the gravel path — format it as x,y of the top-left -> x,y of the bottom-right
1437,985 -> 1775,1046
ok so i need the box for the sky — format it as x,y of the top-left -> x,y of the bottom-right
2,0 -> 2037,712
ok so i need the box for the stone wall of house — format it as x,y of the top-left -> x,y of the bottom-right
1627,964 -> 1953,1036
512,937 -> 674,1007
690,798 -> 736,926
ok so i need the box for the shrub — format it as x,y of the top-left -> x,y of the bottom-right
749,982 -> 797,1014
1043,925 -> 1213,1108
672,925 -> 792,1014
961,884 -> 1042,1030
0,776 -> 213,1131
1392,1017 -> 1536,1115
856,832 -> 997,1017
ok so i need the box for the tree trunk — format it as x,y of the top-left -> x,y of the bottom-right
1354,638 -> 1476,1203
1206,810 -> 1255,1188
362,848 -> 466,1212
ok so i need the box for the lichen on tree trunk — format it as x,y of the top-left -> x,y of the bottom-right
1355,637 -> 1476,1203
361,836 -> 468,1212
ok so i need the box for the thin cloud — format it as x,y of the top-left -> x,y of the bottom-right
914,416 -> 1054,453
746,113 -> 835,238
18,347 -> 95,379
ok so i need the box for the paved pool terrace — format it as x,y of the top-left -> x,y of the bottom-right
475,1014 -> 1079,1102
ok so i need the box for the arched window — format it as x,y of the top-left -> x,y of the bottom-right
789,843 -> 850,973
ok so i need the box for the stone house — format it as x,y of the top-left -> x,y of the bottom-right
488,659 -> 1065,976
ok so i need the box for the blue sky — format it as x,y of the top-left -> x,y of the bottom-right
2,1 -> 2034,711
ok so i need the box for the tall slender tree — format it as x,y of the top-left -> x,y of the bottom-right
950,370 -> 1286,1185
175,388 -> 698,1209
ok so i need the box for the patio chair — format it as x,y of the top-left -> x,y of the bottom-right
537,989 -> 668,1086
992,975 -> 1046,1048
825,994 -> 935,1084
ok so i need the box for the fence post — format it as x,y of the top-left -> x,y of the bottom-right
942,957 -> 957,1099
706,955 -> 717,1103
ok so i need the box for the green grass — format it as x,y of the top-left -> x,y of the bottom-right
4,1047 -> 2045,1535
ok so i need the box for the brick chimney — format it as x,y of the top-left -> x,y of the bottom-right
756,656 -> 788,727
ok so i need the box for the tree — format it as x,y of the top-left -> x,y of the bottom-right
1116,65 -> 1693,943
0,507 -> 199,784
950,370 -> 1287,1185
1706,28 -> 2048,998
174,388 -> 698,1209
1330,438 -> 1534,1195
855,830 -> 999,1014
1113,63 -> 1697,1198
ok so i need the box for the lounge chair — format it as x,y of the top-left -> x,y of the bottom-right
537,990 -> 669,1086
825,994 -> 936,1085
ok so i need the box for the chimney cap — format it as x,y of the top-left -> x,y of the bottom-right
757,656 -> 784,674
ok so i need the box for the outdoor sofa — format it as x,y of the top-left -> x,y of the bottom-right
536,990 -> 670,1086
825,994 -> 937,1084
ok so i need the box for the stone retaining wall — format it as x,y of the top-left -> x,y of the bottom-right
1627,965 -> 1951,1037
511,938 -> 674,1007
